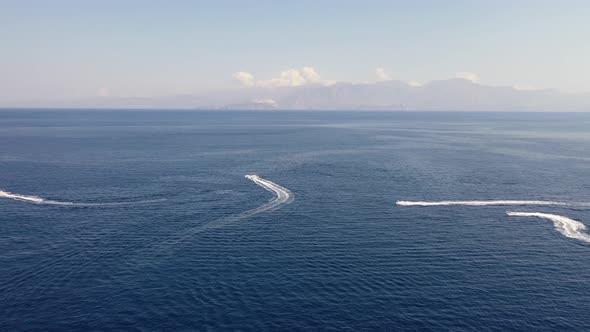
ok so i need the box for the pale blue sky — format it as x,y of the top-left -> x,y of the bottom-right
2,0 -> 589,101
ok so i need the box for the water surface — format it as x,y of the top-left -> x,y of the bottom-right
1,110 -> 590,331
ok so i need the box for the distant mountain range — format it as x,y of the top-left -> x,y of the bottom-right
7,79 -> 590,111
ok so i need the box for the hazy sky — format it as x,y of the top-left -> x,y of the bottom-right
2,0 -> 590,101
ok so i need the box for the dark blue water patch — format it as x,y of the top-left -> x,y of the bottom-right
1,109 -> 590,331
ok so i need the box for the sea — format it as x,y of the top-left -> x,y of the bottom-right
1,109 -> 589,331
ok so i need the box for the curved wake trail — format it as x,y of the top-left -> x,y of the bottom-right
241,174 -> 293,217
140,175 -> 292,247
154,175 -> 292,243
171,175 -> 293,236
396,200 -> 573,207
0,189 -> 164,207
1,177 -> 291,296
507,212 -> 590,243
111,175 -> 293,273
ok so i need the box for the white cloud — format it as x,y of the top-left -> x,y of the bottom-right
234,71 -> 255,86
278,69 -> 306,86
407,81 -> 422,87
455,72 -> 479,83
375,67 -> 391,81
302,67 -> 321,83
234,67 -> 326,88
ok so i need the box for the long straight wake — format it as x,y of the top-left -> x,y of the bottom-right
0,189 -> 164,207
396,200 -> 572,207
507,212 -> 590,243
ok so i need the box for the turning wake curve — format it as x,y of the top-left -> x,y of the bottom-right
507,212 -> 590,243
0,176 -> 293,295
243,174 -> 293,216
0,189 -> 164,207
111,175 -> 294,274
156,175 -> 292,242
396,200 -> 574,207
139,175 -> 292,246
171,175 -> 292,236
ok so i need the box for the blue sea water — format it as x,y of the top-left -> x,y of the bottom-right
1,109 -> 590,331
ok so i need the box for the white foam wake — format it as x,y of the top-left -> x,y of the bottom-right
172,175 -> 292,234
506,212 -> 590,243
243,174 -> 293,216
117,175 -> 294,266
396,200 -> 571,207
0,189 -> 164,207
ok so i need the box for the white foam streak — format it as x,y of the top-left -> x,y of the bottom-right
243,175 -> 293,216
172,175 -> 293,236
128,175 -> 293,255
0,190 -> 75,205
396,200 -> 570,207
507,212 -> 590,243
0,190 -> 45,204
180,175 -> 292,234
0,189 -> 163,207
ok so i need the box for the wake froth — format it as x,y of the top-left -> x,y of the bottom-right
396,200 -> 571,207
243,174 -> 293,216
0,189 -> 164,207
507,212 -> 590,243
